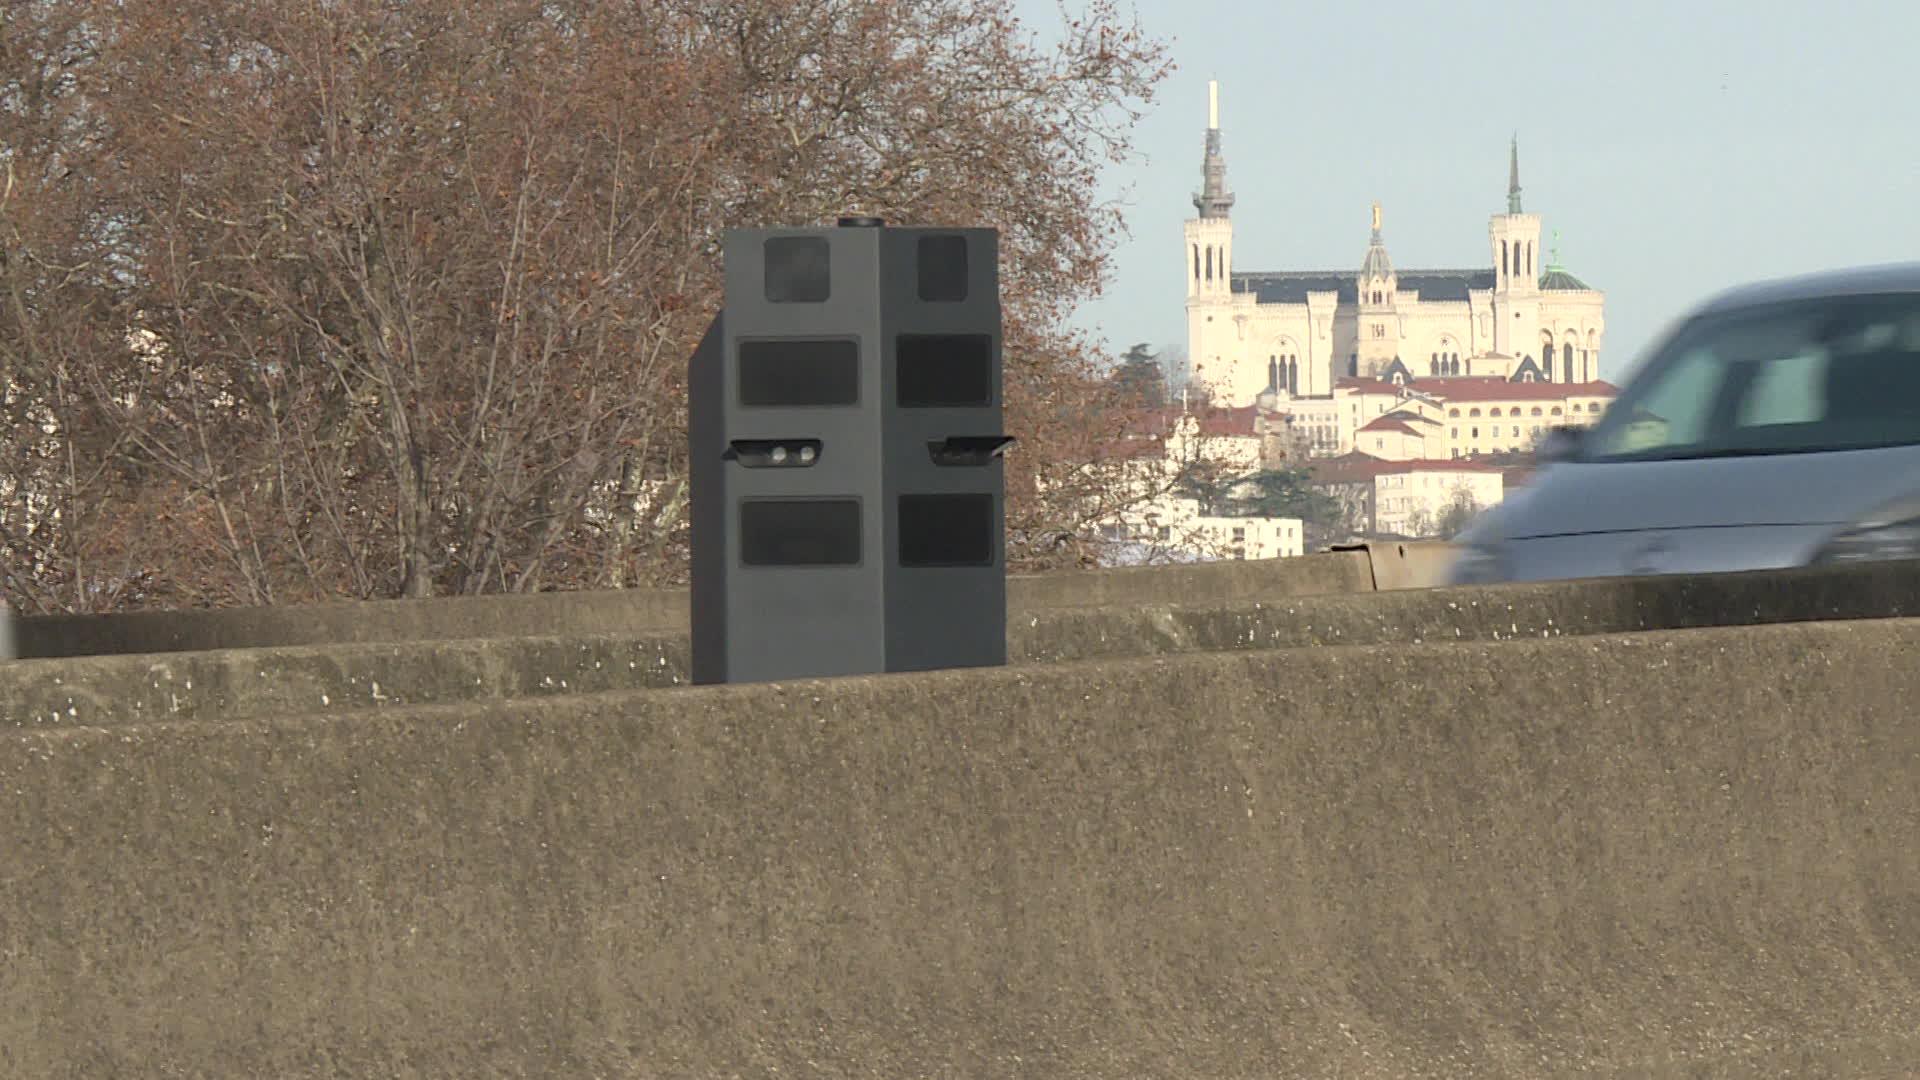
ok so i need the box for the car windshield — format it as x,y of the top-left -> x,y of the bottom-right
1581,290 -> 1920,463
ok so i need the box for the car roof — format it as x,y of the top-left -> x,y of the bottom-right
1696,261 -> 1920,316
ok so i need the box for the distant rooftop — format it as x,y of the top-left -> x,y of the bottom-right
1329,374 -> 1617,402
1412,378 -> 1617,402
1357,416 -> 1421,436
1123,404 -> 1262,439
1309,452 -> 1507,485
1234,269 -> 1497,304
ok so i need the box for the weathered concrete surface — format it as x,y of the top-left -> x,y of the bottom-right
0,634 -> 685,727
1008,545 -> 1377,610
11,548 -> 1381,658
3,618 -> 1920,1077
1020,556 -> 1920,663
11,584 -> 694,660
9,559 -> 1920,727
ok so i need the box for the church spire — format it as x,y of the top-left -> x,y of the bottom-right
1507,133 -> 1523,214
1192,80 -> 1234,219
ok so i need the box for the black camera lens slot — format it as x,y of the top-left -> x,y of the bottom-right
926,435 -> 1014,467
726,439 -> 823,468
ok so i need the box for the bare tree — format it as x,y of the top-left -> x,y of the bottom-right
1434,484 -> 1483,539
0,2 -> 159,613
1,0 -> 1171,609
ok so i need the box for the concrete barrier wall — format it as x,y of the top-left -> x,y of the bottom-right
11,582 -> 695,660
11,548 -> 1385,659
0,635 -> 686,727
5,617 -> 1920,1076
11,559 -> 1920,727
1023,556 -> 1920,663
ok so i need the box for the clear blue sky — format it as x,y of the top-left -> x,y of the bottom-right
1020,0 -> 1920,382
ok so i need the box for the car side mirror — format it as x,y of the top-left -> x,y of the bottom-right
1535,424 -> 1585,465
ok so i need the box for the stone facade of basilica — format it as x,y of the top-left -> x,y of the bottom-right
1183,82 -> 1607,409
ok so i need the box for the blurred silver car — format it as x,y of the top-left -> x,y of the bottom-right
1450,262 -> 1920,585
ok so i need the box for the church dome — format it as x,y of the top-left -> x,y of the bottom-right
1540,267 -> 1591,291
1358,202 -> 1393,282
1360,239 -> 1393,281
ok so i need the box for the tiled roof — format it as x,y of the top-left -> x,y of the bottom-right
1195,410 -> 1262,437
1410,378 -> 1618,402
1309,452 -> 1504,484
1357,416 -> 1421,435
1334,376 -> 1403,393
1233,269 -> 1496,304
1393,459 -> 1507,474
1305,452 -> 1392,484
1334,374 -> 1619,402
1125,404 -> 1262,438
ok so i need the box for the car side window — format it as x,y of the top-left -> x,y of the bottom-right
1591,346 -> 1721,456
1736,349 -> 1828,428
1584,292 -> 1920,463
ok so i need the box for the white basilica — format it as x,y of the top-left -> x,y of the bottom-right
1183,82 -> 1607,408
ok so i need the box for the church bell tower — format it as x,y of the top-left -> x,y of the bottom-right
1355,202 -> 1400,378
1184,80 -> 1236,398
1488,134 -> 1542,362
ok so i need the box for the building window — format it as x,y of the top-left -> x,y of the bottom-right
1372,323 -> 1386,339
1451,427 -> 1459,438
1469,408 -> 1481,418
1490,408 -> 1502,418
1531,406 -> 1543,417
1471,427 -> 1480,437
1551,406 -> 1563,416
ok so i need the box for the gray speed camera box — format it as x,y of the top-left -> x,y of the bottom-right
688,218 -> 1012,685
